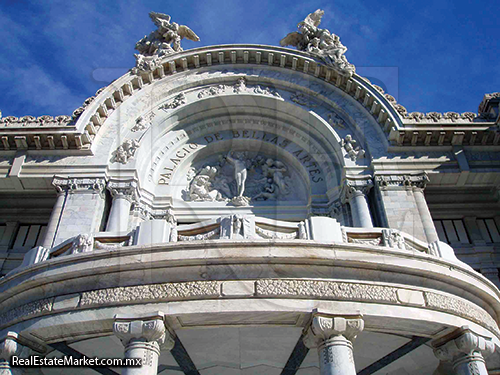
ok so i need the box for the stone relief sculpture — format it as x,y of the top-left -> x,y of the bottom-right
280,9 -> 355,76
165,208 -> 178,242
342,135 -> 365,161
133,12 -> 200,72
131,116 -> 150,132
69,234 -> 93,255
113,139 -> 140,164
183,154 -> 293,205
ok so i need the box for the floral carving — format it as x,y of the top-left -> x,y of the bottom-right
408,112 -> 425,122
198,85 -> 225,99
0,298 -> 53,328
444,112 -> 460,122
290,92 -> 317,107
394,104 -> 408,117
131,116 -> 150,132
159,93 -> 186,110
461,112 -> 476,121
426,112 -> 442,122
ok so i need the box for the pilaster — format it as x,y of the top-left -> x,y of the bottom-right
113,312 -> 174,375
374,172 -> 436,243
433,327 -> 495,375
50,176 -> 107,247
304,311 -> 364,375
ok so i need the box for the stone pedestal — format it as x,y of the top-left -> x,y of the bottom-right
106,180 -> 137,233
341,178 -> 373,228
304,312 -> 364,375
113,312 -> 174,375
433,327 -> 495,375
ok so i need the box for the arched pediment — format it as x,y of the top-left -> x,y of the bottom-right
76,45 -> 402,219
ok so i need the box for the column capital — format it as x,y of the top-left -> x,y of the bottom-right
433,327 -> 495,364
107,180 -> 138,203
374,172 -> 429,191
113,312 -> 174,351
304,311 -> 364,348
52,176 -> 107,197
341,177 -> 373,203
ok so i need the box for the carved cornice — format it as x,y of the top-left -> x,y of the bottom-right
433,327 -> 495,365
52,176 -> 106,196
374,172 -> 429,191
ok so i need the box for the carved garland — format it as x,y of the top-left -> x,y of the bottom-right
0,279 -> 498,338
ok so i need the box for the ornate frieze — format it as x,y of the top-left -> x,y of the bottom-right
69,234 -> 94,254
374,172 -> 429,191
196,77 -> 281,100
1,279 -> 499,337
112,139 -> 140,164
52,176 -> 106,196
131,115 -> 151,132
290,92 -> 318,107
280,9 -> 355,76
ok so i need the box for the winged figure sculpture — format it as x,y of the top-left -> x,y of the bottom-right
280,9 -> 355,76
133,12 -> 200,72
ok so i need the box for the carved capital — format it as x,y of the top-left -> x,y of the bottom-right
52,176 -> 106,197
433,327 -> 495,365
304,312 -> 364,348
113,312 -> 174,351
341,177 -> 373,203
374,172 -> 429,191
107,180 -> 138,203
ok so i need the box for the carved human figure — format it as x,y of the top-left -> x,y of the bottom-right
262,158 -> 289,195
226,152 -> 248,197
232,215 -> 244,239
166,208 -> 178,242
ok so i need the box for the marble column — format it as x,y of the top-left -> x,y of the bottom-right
0,332 -> 31,375
413,186 -> 439,244
342,178 -> 373,228
113,312 -> 174,375
41,179 -> 68,249
433,327 -> 495,375
304,312 -> 364,375
106,181 -> 137,233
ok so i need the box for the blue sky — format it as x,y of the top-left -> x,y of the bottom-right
0,0 -> 498,117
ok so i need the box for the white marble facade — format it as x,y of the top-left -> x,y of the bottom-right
1,10 -> 500,375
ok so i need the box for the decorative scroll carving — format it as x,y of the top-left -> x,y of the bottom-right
290,92 -> 317,107
131,116 -> 150,132
433,327 -> 495,365
348,237 -> 382,246
280,9 -> 355,76
341,178 -> 373,203
198,84 -> 225,98
159,93 -> 186,111
254,85 -> 281,98
178,227 -> 220,241
255,225 -> 298,240
133,12 -> 200,72
113,139 -> 140,164
342,135 -> 365,161
107,180 -> 138,203
183,154 -> 293,204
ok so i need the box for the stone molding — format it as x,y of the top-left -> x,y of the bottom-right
1,279 -> 498,338
433,327 -> 495,366
341,176 -> 373,203
52,176 -> 106,197
1,46 -> 497,152
107,180 -> 138,202
374,172 -> 429,191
